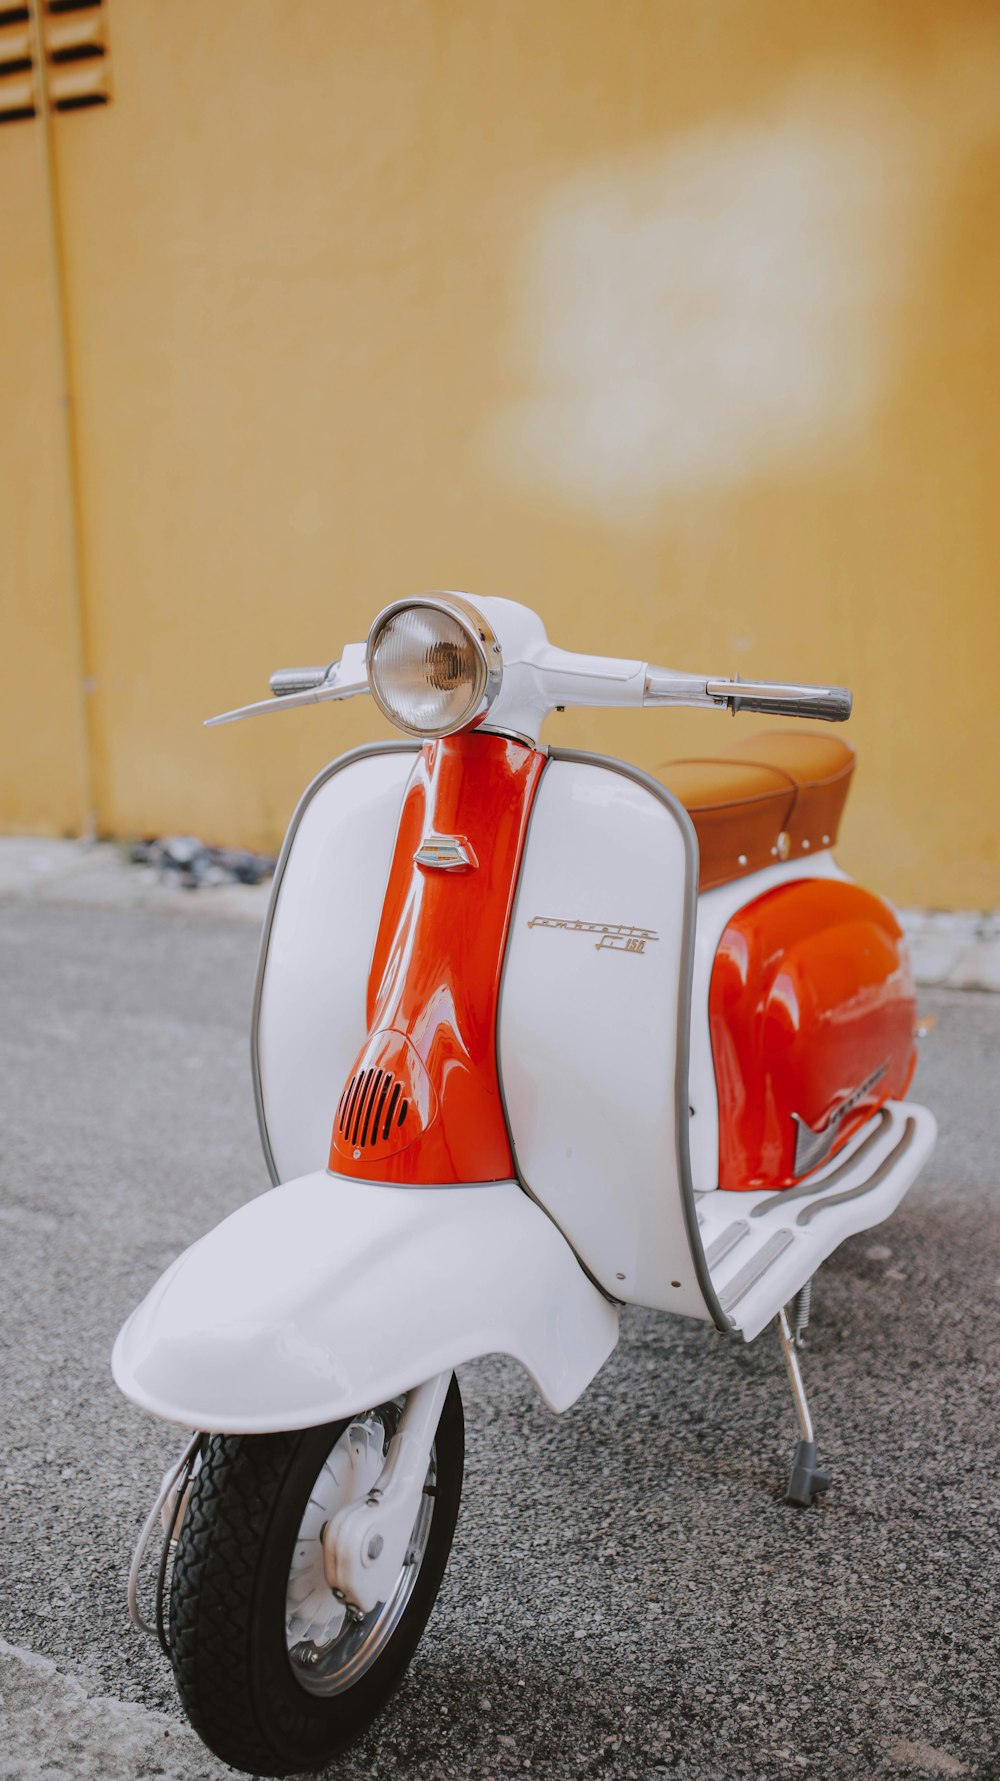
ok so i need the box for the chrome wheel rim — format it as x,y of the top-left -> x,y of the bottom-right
284,1407 -> 437,1698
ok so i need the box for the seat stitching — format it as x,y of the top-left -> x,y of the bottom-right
668,795 -> 797,817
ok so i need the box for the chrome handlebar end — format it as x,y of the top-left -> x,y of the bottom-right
705,679 -> 853,723
269,665 -> 336,698
644,667 -> 852,724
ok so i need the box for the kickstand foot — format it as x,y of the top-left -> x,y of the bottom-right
777,1302 -> 832,1507
786,1438 -> 831,1508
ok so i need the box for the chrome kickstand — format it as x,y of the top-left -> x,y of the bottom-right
777,1302 -> 831,1507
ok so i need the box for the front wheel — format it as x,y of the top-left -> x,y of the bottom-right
168,1375 -> 464,1778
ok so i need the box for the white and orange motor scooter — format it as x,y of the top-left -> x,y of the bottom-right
114,594 -> 935,1778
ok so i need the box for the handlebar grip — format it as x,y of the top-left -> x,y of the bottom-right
269,666 -> 331,697
706,679 -> 853,723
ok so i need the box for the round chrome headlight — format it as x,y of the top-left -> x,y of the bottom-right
367,595 -> 502,738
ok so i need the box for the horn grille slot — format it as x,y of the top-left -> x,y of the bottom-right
336,1066 -> 410,1151
330,1028 -> 433,1165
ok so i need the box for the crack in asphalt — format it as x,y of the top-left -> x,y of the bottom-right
0,1639 -> 232,1779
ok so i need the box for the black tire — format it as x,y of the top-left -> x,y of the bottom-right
168,1375 -> 464,1777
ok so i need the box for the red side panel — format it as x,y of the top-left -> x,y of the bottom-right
329,732 -> 545,1184
709,880 -> 918,1191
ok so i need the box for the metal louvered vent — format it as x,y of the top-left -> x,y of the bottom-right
336,1068 -> 410,1153
330,1029 -> 433,1166
0,0 -> 111,126
0,6 -> 36,122
46,0 -> 111,112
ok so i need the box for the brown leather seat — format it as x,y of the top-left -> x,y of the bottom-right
655,731 -> 856,892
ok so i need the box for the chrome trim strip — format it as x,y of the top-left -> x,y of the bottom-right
795,1117 -> 917,1227
250,741 -> 420,1187
704,1220 -> 750,1268
717,1230 -> 794,1316
476,723 -> 540,750
749,1110 -> 892,1219
325,1167 -> 508,1191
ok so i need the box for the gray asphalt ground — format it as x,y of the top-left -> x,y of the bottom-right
0,895 -> 997,1781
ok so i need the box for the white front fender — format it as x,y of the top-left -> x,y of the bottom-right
112,1173 -> 619,1432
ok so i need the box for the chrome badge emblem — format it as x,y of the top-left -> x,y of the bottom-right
528,916 -> 658,956
414,834 -> 478,871
792,1060 -> 889,1176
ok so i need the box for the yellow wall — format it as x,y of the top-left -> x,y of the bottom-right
0,80 -> 91,835
2,0 -> 998,905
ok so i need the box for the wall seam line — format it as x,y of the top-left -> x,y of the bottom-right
28,0 -> 99,841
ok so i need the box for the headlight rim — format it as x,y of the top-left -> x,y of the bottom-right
366,593 -> 503,739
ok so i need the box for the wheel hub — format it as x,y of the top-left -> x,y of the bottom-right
284,1405 -> 437,1698
285,1414 -> 387,1654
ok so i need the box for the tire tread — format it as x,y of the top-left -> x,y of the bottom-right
168,1380 -> 463,1777
170,1431 -> 304,1775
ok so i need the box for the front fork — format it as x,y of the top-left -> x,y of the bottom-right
321,1371 -> 451,1614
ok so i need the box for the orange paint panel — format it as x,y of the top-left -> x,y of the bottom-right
330,731 -> 545,1184
710,880 -> 918,1190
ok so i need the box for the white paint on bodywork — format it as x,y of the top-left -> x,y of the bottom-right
473,594 -> 647,744
111,1172 -> 619,1430
256,749 -> 414,1183
486,78 -> 923,516
499,757 -> 713,1320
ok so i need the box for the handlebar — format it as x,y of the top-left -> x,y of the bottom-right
206,628 -> 852,731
